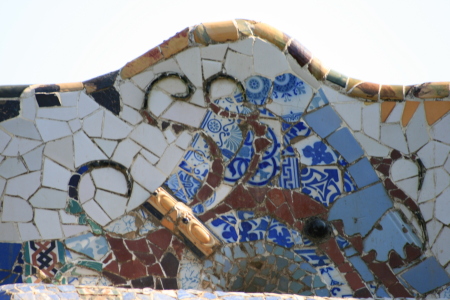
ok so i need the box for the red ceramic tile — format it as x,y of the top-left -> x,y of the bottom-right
383,178 -> 397,190
348,235 -> 363,253
171,237 -> 185,259
361,250 -> 377,263
404,198 -> 420,212
211,203 -> 232,215
267,189 -> 285,207
319,238 -> 345,265
103,260 -> 119,274
254,138 -> 271,153
160,253 -> 179,277
211,159 -> 224,175
120,260 -> 147,279
390,150 -> 402,160
274,203 -> 294,225
388,251 -> 404,269
134,252 -> 156,266
103,253 -> 113,265
354,287 -> 372,298
387,282 -> 412,297
291,192 -> 327,218
375,164 -> 390,176
147,229 -> 172,250
198,211 -> 216,222
247,187 -> 268,203
149,244 -> 164,260
344,271 -> 365,291
368,261 -> 398,287
206,172 -> 221,188
404,244 -> 422,262
125,238 -> 150,253
106,235 -> 133,263
147,263 -> 164,276
241,154 -> 261,182
172,124 -> 185,134
265,199 -> 276,213
389,189 -> 408,201
248,121 -> 267,136
225,185 -> 256,209
338,262 -> 353,273
196,185 -> 214,202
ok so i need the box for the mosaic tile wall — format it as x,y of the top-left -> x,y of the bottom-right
1,19 -> 450,299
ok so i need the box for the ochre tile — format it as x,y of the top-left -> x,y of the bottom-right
58,82 -> 84,92
235,19 -> 253,36
424,101 -> 450,125
160,28 -> 190,59
346,77 -> 363,92
381,101 -> 397,122
193,24 -> 210,45
402,101 -> 420,126
252,22 -> 290,50
308,57 -> 329,81
380,85 -> 404,100
120,46 -> 163,79
349,82 -> 380,101
413,82 -> 450,99
203,20 -> 239,43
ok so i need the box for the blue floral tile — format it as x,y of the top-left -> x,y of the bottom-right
239,216 -> 271,242
65,233 -> 109,261
165,171 -> 201,203
224,131 -> 254,183
282,121 -> 311,156
295,249 -> 330,267
219,212 -> 238,225
180,150 -> 210,181
301,166 -> 343,206
237,211 -> 254,220
330,285 -> 353,297
319,266 -> 346,286
245,75 -> 271,105
267,219 -> 294,248
307,88 -> 329,111
190,133 -> 211,161
207,218 -> 238,243
294,135 -> 337,165
278,157 -> 300,189
343,172 -> 357,193
214,93 -> 253,115
105,215 -> 137,234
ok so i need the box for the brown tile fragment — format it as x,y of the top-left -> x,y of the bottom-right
103,260 -> 119,274
196,185 -> 214,202
390,149 -> 402,159
344,271 -> 365,291
368,261 -> 398,287
381,101 -> 397,122
353,288 -> 372,298
125,238 -> 149,253
349,82 -> 380,101
206,172 -> 221,188
387,282 -> 412,297
319,238 -> 345,265
131,276 -> 154,289
121,47 -> 163,79
102,271 -> 126,285
274,203 -> 294,225
149,244 -> 164,260
361,250 -> 377,263
388,251 -> 404,269
160,28 -> 190,59
380,85 -> 404,100
120,260 -> 147,279
402,101 -> 420,126
106,235 -> 132,263
267,189 -> 285,207
147,229 -> 172,250
161,278 -> 178,289
247,187 -> 268,203
404,244 -> 422,262
291,192 -> 327,219
348,235 -> 363,253
338,262 -> 353,273
161,253 -> 179,277
171,237 -> 185,259
254,137 -> 272,153
203,21 -> 239,43
265,199 -> 277,213
147,263 -> 164,276
424,101 -> 450,125
225,185 -> 256,209
346,78 -> 363,92
211,159 -> 224,175
134,252 -> 156,266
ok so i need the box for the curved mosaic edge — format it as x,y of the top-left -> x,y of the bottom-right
0,19 -> 448,103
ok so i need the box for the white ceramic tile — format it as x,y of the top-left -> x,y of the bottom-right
391,158 -> 418,181
82,199 -> 111,226
79,174 -> 95,203
78,92 -> 99,118
286,55 -> 320,90
431,112 -> 450,144
153,58 -> 182,74
37,107 -> 77,121
156,144 -> 184,176
0,117 -> 41,140
131,70 -> 155,90
435,187 -> 450,225
164,129 -> 176,144
112,139 -> 141,168
354,132 -> 390,157
210,79 -> 237,100
60,210 -> 78,224
419,200 -> 434,222
22,145 -> 44,171
18,223 -> 41,241
406,103 -> 429,152
157,77 -> 188,95
161,101 -> 206,128
5,171 -> 40,200
362,103 -> 380,140
385,102 -> 404,123
126,182 -> 151,212
21,96 -> 37,121
121,105 -> 142,125
29,188 -> 67,208
229,37 -> 254,55
0,178 -> 5,198
0,130 -> 11,153
208,184 -> 233,209
34,209 -> 64,239
189,89 -> 206,107
1,196 -> 32,222
68,119 -> 82,132
140,149 -> 159,165
93,139 -> 117,157
82,110 -> 103,137
202,59 -> 222,80
2,137 -> 42,156
44,136 -> 74,169
94,190 -> 127,220
36,119 -> 72,142
417,141 -> 450,168
62,225 -> 90,237
380,123 -> 408,154
60,91 -> 79,107
120,80 -> 144,110
224,50 -> 253,82
428,219 -> 443,246
175,47 -> 202,87
445,156 -> 450,174
131,155 -> 166,193
253,38 -> 289,79
102,111 -> 133,139
148,89 -> 174,117
432,226 -> 450,265
333,103 -> 362,131
175,131 -> 193,149
73,131 -> 107,167
0,223 -> 20,242
91,168 -> 128,195
201,44 -> 228,61
42,158 -> 71,191
0,157 -> 27,179
396,177 -> 418,200
418,170 -> 435,203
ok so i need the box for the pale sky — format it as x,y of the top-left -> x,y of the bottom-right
1,0 -> 449,86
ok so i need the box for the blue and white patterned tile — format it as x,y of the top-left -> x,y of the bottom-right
282,121 -> 311,156
192,203 -> 205,214
330,285 -> 353,297
259,108 -> 276,118
266,73 -> 314,122
278,157 -> 300,189
80,276 -> 99,285
343,172 -> 357,193
301,166 -> 343,207
190,133 -> 212,161
165,170 -> 201,203
307,88 -> 329,112
139,220 -> 157,235
335,236 -> 350,249
65,233 -> 109,261
180,150 -> 210,181
207,213 -> 238,243
237,211 -> 254,220
214,93 -> 253,115
245,75 -> 272,106
105,215 -> 137,234
179,259 -> 201,289
290,230 -> 304,246
239,216 -> 272,242
267,219 -> 294,248
293,135 -> 337,166
224,131 -> 254,184
295,249 -> 330,267
319,266 -> 346,286
200,111 -> 243,162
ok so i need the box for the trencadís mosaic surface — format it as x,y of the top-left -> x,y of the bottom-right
1,19 -> 450,299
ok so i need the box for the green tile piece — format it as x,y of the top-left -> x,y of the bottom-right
293,269 -> 306,280
78,213 -> 87,225
313,275 -> 326,288
66,198 -> 83,214
87,219 -> 103,235
289,281 -> 304,293
326,69 -> 348,88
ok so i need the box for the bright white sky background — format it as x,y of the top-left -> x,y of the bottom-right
1,0 -> 449,86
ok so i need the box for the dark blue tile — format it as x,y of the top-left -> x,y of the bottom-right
0,291 -> 10,300
303,106 -> 341,138
0,243 -> 21,271
348,157 -> 379,188
327,127 -> 364,163
401,257 -> 450,294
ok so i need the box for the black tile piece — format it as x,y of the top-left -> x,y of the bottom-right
179,232 -> 204,259
155,278 -> 163,290
131,276 -> 154,288
161,253 -> 179,277
90,86 -> 120,115
35,93 -> 61,107
68,186 -> 78,200
288,39 -> 312,67
161,278 -> 178,289
102,271 -> 126,285
0,85 -> 29,98
68,174 -> 80,187
35,85 -> 60,93
142,202 -> 163,220
0,100 -> 20,122
162,121 -> 170,130
84,70 -> 119,92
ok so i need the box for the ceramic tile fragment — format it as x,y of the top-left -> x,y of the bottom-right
42,158 -> 71,191
202,60 -> 222,80
327,128 -> 364,163
362,103 -> 380,140
2,137 -> 42,156
175,47 -> 202,87
36,118 -> 72,142
127,183 -> 151,212
103,111 -> 133,139
0,130 -> 11,153
18,223 -> 41,241
303,106 -> 341,138
396,176 -> 419,200
417,141 -> 450,168
95,190 -> 127,220
333,103 -> 361,131
120,80 -> 145,110
5,171 -> 40,199
93,138 -> 117,157
0,117 -> 41,140
253,39 -> 289,79
435,187 -> 450,225
130,123 -> 167,157
131,70 -> 155,90
0,223 -> 20,242
82,110 -> 103,137
21,96 -> 37,121
157,144 -> 184,176
0,157 -> 27,179
121,105 -> 142,125
82,199 -> 111,226
428,219 -> 443,245
44,136 -> 74,169
380,123 -> 408,154
2,196 -> 32,222
401,257 -> 450,294
424,101 -> 450,125
201,44 -> 228,61
224,51 -> 253,82
354,132 -> 390,157
34,209 -> 63,239
405,103 -> 429,152
22,144 -> 44,171
161,102 -> 206,128
385,101 -> 404,123
73,131 -> 107,167
391,159 -> 418,181
91,168 -> 128,195
347,158 -> 378,188
131,155 -> 166,192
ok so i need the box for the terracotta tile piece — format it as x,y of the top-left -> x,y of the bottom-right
290,192 -> 327,219
147,229 -> 172,250
134,252 -> 156,266
424,100 -> 450,125
267,189 -> 285,207
203,21 -> 239,43
380,84 -> 404,100
401,101 -> 420,126
344,271 -> 365,291
120,260 -> 147,279
160,28 -> 190,59
225,185 -> 256,209
380,101 -> 397,122
106,235 -> 133,263
147,263 -> 164,276
125,238 -> 150,253
274,203 -> 294,225
121,46 -> 163,79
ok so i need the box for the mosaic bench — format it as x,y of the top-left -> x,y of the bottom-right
1,19 -> 450,299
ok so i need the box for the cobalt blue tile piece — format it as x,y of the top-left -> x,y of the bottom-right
308,88 -> 329,111
0,271 -> 10,281
295,249 -> 330,267
267,219 -> 294,248
298,137 -> 338,166
283,121 -> 311,147
328,183 -> 393,237
237,211 -> 254,220
245,75 -> 271,105
327,127 -> 364,163
401,257 -> 450,294
348,157 -> 379,188
2,274 -> 18,284
192,203 -> 204,214
278,157 -> 300,189
281,122 -> 291,131
239,216 -> 271,242
301,166 -> 342,207
343,172 -> 357,192
259,108 -> 276,117
335,236 -> 350,249
224,131 -> 254,184
0,291 -> 10,300
348,256 -> 374,282
180,150 -> 210,181
303,105 -> 341,138
0,243 -> 21,271
208,218 -> 238,243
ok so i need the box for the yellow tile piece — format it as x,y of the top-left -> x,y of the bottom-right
380,85 -> 404,100
381,101 -> 397,122
120,46 -> 163,79
161,218 -> 175,231
349,82 -> 379,101
203,20 -> 239,43
160,28 -> 190,59
58,82 -> 84,92
346,78 -> 363,92
235,19 -> 253,36
424,101 -> 450,125
402,101 -> 420,126
308,58 -> 329,81
252,22 -> 290,50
